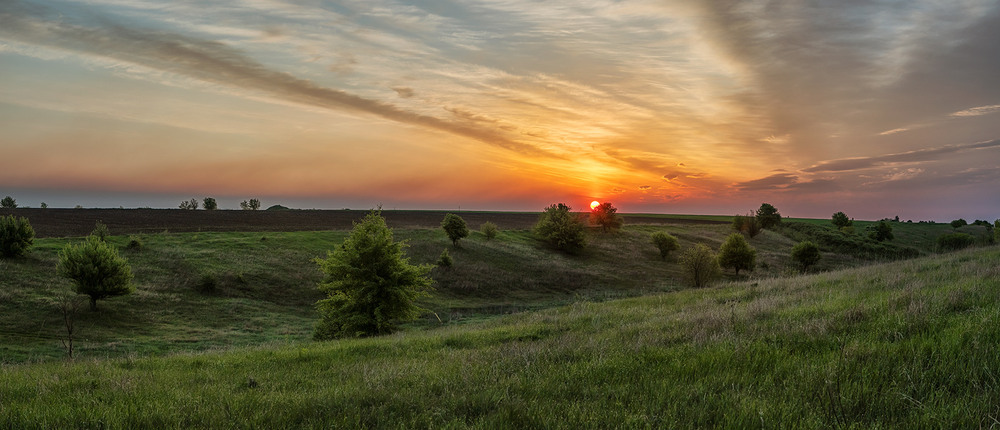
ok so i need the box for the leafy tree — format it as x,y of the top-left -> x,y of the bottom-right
480,221 -> 499,240
57,236 -> 134,311
718,233 -> 757,275
91,221 -> 110,242
440,213 -> 469,246
533,203 -> 587,253
831,212 -> 853,229
756,203 -> 781,229
436,248 -> 453,269
651,231 -> 679,260
1,196 -> 16,209
867,221 -> 894,242
0,215 -> 35,258
203,197 -> 218,210
680,244 -> 720,288
313,210 -> 432,340
241,199 -> 261,211
40,202 -> 48,209
937,233 -> 975,252
589,202 -> 623,232
949,219 -> 968,229
791,241 -> 821,271
732,213 -> 762,238
179,199 -> 198,210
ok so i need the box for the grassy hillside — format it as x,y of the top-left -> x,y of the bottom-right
3,246 -> 998,427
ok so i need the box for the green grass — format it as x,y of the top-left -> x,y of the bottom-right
3,246 -> 999,427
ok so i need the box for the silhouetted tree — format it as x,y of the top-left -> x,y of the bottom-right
534,203 -> 587,253
756,203 -> 781,229
179,199 -> 198,210
241,199 -> 261,211
203,197 -> 218,210
1,196 -> 16,209
589,202 -> 623,232
440,213 -> 469,246
718,233 -> 757,275
950,219 -> 968,229
831,212 -> 853,229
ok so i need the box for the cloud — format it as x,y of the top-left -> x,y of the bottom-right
878,128 -> 909,136
950,104 -> 1000,117
804,139 -> 1000,172
732,173 -> 797,191
638,185 -> 651,190
392,86 -> 415,98
0,1 -> 554,157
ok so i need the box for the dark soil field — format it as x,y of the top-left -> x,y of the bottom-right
0,208 -> 727,238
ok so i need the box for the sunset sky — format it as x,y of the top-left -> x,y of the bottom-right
1,0 -> 998,221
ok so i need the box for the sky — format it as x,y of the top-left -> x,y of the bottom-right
1,0 -> 999,221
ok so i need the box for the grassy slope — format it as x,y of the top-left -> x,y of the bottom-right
3,247 -> 999,428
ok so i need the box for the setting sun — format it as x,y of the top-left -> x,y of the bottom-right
590,201 -> 600,210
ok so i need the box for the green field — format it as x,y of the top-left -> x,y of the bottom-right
2,214 -> 998,427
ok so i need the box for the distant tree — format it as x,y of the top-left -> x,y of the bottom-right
91,221 -> 110,242
680,244 -> 720,288
867,221 -> 894,242
0,215 -> 35,258
313,210 -> 432,340
40,202 -> 48,209
950,219 -> 968,229
441,213 -> 469,246
1,196 -> 16,209
791,241 -> 821,271
436,248 -> 453,269
651,231 -> 679,260
58,236 -> 134,311
732,213 -> 762,238
241,199 -> 261,211
533,203 -> 587,253
202,197 -> 218,210
480,221 -> 499,240
718,233 -> 757,275
831,212 -> 853,229
589,202 -> 623,232
756,203 -> 781,229
179,199 -> 198,210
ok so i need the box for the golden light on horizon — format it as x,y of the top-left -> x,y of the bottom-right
590,200 -> 600,210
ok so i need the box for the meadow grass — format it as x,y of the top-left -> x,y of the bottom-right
2,246 -> 999,428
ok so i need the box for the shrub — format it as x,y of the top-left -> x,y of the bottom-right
1,196 -> 16,209
441,213 -> 469,246
791,241 -> 821,271
203,197 -> 218,210
589,202 -> 623,232
125,235 -> 143,251
91,221 -> 110,242
480,221 -> 499,240
680,244 -> 720,288
240,199 -> 261,210
179,199 -> 198,210
950,219 -> 968,229
867,221 -> 894,242
0,215 -> 35,258
58,236 -> 134,311
650,231 -> 679,260
313,210 -> 432,340
831,212 -> 852,228
436,248 -> 453,269
196,273 -> 218,293
937,233 -> 975,252
533,203 -> 587,254
718,233 -> 757,275
732,213 -> 762,238
756,203 -> 781,229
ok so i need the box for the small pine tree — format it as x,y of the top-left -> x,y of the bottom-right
534,203 -> 587,253
680,244 -> 720,288
790,241 -> 821,271
0,215 -> 35,258
436,248 -> 453,269
480,221 -> 499,240
718,233 -> 757,275
441,213 -> 469,246
58,236 -> 134,311
651,231 -> 679,260
1,196 -> 16,209
91,221 -> 110,242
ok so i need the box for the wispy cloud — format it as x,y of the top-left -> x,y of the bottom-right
950,104 -> 1000,117
803,139 -> 1000,173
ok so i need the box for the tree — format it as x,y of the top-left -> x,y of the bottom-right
40,202 -> 48,209
732,213 -> 762,238
756,203 -> 781,229
718,233 -> 757,275
680,244 -> 720,288
651,231 -> 679,260
241,199 -> 261,211
313,210 -> 432,340
440,213 -> 469,246
436,248 -> 453,269
1,196 -> 16,209
91,221 -> 110,242
480,221 -> 499,240
589,202 -> 623,232
533,203 -> 587,253
791,241 -> 821,271
203,197 -> 218,210
867,221 -> 894,242
950,219 -> 968,229
0,215 -> 35,258
179,199 -> 198,210
831,212 -> 853,229
57,236 -> 134,311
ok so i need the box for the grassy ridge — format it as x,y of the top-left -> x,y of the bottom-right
3,247 -> 999,427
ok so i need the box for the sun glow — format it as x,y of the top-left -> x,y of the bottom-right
590,200 -> 600,210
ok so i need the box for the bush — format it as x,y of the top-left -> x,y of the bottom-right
680,244 -> 720,288
480,221 -> 499,240
718,233 -> 757,275
756,203 -> 781,229
790,241 -> 821,271
125,235 -> 143,251
436,248 -> 453,269
203,197 -> 218,210
0,215 -> 35,258
441,213 -> 469,246
179,198 -> 198,210
867,221 -> 894,242
937,233 -> 975,252
313,210 -> 432,340
650,231 -> 679,260
1,196 -> 16,209
950,219 -> 968,229
58,236 -> 134,311
533,203 -> 587,254
240,199 -> 261,210
732,213 -> 762,238
589,202 -> 623,232
91,221 -> 110,242
831,212 -> 852,228
196,273 -> 218,293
